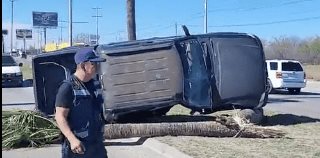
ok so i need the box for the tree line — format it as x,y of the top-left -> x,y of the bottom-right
263,36 -> 320,65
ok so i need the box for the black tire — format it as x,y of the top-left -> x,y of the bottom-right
22,79 -> 34,87
17,80 -> 24,87
18,83 -> 23,87
150,106 -> 173,117
288,88 -> 301,94
266,78 -> 273,94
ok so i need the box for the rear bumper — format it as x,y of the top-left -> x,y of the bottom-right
273,80 -> 306,89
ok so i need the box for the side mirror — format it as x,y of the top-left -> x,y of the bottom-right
19,63 -> 23,67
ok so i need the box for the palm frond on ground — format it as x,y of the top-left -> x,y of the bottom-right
2,110 -> 60,149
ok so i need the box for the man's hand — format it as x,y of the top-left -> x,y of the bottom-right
70,138 -> 86,154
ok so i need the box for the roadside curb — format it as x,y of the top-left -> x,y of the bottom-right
105,137 -> 193,158
143,138 -> 193,158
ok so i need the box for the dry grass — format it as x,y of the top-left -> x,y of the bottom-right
156,105 -> 320,158
304,65 -> 320,81
21,63 -> 33,80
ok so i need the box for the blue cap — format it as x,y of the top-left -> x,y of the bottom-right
74,47 -> 106,64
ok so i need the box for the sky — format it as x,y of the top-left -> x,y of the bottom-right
2,0 -> 320,51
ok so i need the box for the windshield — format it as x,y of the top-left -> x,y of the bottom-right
282,62 -> 303,71
2,56 -> 17,66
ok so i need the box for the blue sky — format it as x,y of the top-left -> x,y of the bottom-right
2,0 -> 320,50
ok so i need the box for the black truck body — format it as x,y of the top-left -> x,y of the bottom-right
32,32 -> 268,122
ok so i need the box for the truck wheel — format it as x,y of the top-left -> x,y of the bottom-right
266,79 -> 273,94
150,106 -> 173,117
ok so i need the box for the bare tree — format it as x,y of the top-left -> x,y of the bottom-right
263,36 -> 320,64
126,0 -> 136,40
299,36 -> 320,64
267,36 -> 300,60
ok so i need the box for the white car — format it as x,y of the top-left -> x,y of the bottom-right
266,59 -> 306,94
2,55 -> 23,87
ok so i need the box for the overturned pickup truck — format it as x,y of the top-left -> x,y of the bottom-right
33,31 -> 268,123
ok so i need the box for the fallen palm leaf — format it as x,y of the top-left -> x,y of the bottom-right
2,110 -> 60,149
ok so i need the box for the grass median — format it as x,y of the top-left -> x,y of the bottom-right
155,105 -> 320,158
21,63 -> 33,80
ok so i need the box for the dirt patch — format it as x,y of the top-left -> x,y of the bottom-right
304,65 -> 320,81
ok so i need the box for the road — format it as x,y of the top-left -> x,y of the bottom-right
265,80 -> 320,119
2,80 -> 320,157
3,80 -> 320,118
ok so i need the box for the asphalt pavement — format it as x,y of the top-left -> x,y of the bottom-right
2,138 -> 192,158
265,80 -> 320,119
2,79 -> 320,157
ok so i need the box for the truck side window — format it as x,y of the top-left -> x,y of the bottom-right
270,62 -> 278,70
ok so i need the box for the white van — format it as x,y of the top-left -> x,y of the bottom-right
2,55 -> 23,87
266,59 -> 306,94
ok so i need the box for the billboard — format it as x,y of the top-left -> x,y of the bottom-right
33,12 -> 58,27
16,29 -> 32,39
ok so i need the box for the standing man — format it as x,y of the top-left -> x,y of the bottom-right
55,47 -> 107,158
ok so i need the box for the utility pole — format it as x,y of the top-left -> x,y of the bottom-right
2,30 -> 7,54
204,0 -> 208,33
10,0 -> 16,55
175,22 -> 178,36
127,0 -> 136,40
2,34 -> 4,54
60,26 -> 65,44
68,0 -> 73,46
39,29 -> 43,53
43,27 -> 47,46
37,29 -> 41,53
57,25 -> 66,44
60,19 -> 88,45
92,7 -> 102,45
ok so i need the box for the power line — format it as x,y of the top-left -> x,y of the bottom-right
95,1 -> 318,40
9,0 -> 16,54
104,15 -> 320,41
208,16 -> 320,27
207,0 -> 315,14
183,0 -> 316,22
139,24 -> 174,35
